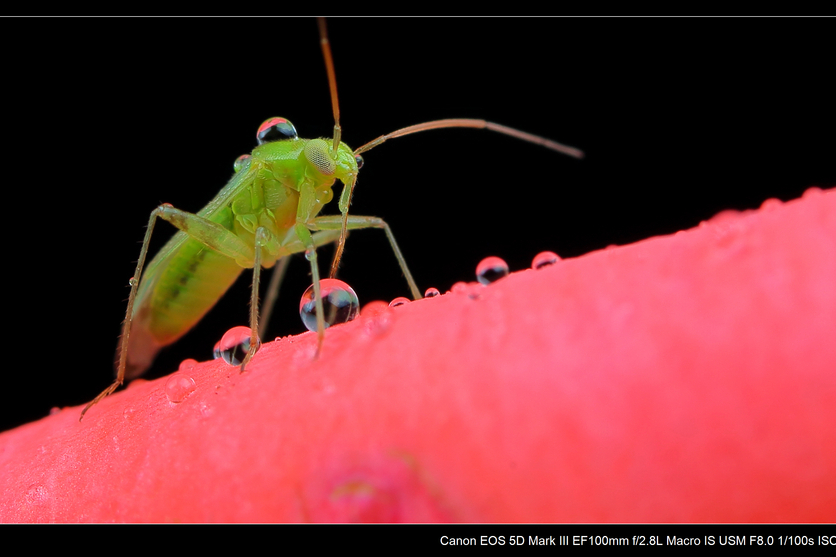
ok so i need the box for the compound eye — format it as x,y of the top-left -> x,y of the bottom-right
256,117 -> 298,144
354,154 -> 364,169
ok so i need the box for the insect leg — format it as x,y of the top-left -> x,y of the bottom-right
258,256 -> 290,338
312,215 -> 422,300
259,229 -> 344,338
81,204 -> 259,421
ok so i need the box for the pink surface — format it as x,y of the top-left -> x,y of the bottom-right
2,188 -> 834,522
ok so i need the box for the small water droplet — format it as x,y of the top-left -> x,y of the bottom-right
451,281 -> 468,294
123,407 -> 136,421
389,297 -> 410,308
26,484 -> 48,504
466,282 -> 484,300
165,373 -> 196,403
476,256 -> 509,285
304,249 -> 314,261
360,300 -> 393,337
361,300 -> 389,317
424,287 -> 440,298
299,279 -> 360,332
802,186 -> 822,199
760,197 -> 782,211
233,154 -> 251,173
128,277 -> 137,287
532,251 -> 561,270
178,358 -> 198,372
213,326 -> 259,366
49,406 -> 62,415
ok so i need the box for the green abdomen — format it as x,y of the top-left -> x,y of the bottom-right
135,235 -> 244,346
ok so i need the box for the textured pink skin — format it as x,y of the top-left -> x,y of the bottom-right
1,189 -> 835,522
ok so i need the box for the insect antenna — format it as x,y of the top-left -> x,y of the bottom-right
354,119 -> 584,159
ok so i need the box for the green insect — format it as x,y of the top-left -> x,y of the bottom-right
80,18 -> 583,420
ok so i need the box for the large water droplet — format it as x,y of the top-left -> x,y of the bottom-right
424,287 -> 440,298
299,279 -> 360,332
165,373 -> 196,403
213,326 -> 260,366
476,256 -> 509,285
389,297 -> 410,308
532,251 -> 561,270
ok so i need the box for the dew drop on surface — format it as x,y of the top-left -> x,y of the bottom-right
299,279 -> 360,332
233,154 -> 251,173
178,358 -> 198,372
466,282 -> 484,300
475,256 -> 509,285
451,281 -> 468,294
165,373 -> 196,404
213,326 -> 260,366
760,197 -> 783,211
531,251 -> 561,270
49,406 -> 61,415
360,301 -> 394,337
803,186 -> 822,199
389,297 -> 410,308
424,287 -> 440,298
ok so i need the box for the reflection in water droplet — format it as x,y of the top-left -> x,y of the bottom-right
299,279 -> 360,332
532,251 -> 561,269
233,154 -> 251,173
213,326 -> 259,366
165,373 -> 196,403
424,287 -> 440,298
178,358 -> 198,371
476,256 -> 509,285
389,297 -> 410,308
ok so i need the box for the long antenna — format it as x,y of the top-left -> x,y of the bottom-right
317,17 -> 341,156
355,119 -> 584,159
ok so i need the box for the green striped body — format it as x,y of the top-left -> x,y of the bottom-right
123,136 -> 359,379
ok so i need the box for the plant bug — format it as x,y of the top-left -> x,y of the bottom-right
79,18 -> 583,420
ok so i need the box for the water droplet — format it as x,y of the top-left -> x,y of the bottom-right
532,251 -> 561,270
233,154 -> 251,173
475,256 -> 509,285
361,300 -> 389,317
424,287 -> 440,298
49,406 -> 62,415
802,186 -> 822,199
165,373 -> 196,403
178,358 -> 198,372
389,297 -> 410,308
123,407 -> 136,421
304,249 -> 314,261
26,484 -> 48,504
213,326 -> 259,366
466,282 -> 484,300
451,281 -> 468,294
760,197 -> 782,211
362,301 -> 394,338
128,277 -> 137,287
299,279 -> 360,332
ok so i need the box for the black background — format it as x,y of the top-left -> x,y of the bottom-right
1,17 -> 833,432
